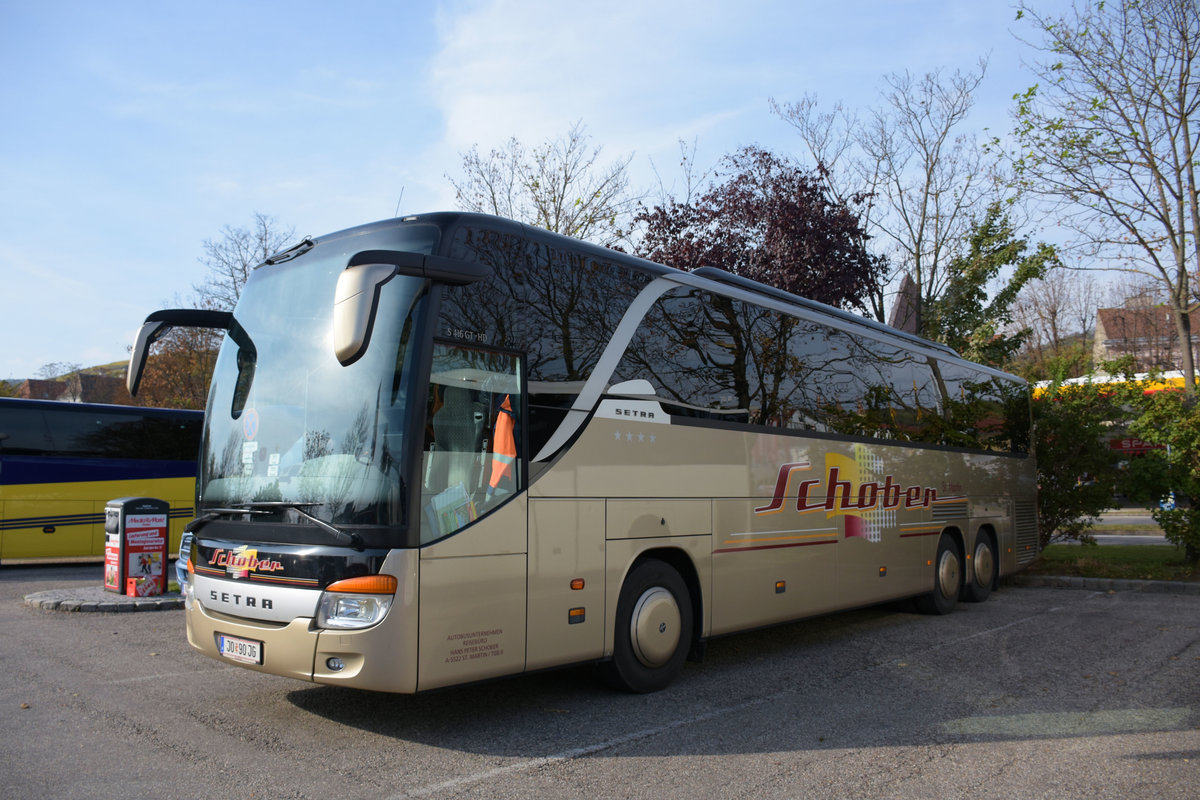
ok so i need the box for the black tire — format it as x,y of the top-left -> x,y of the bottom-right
963,530 -> 997,603
604,559 -> 693,693
914,532 -> 962,615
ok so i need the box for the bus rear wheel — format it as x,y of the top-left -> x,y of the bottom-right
963,531 -> 997,603
604,559 -> 693,693
915,532 -> 961,615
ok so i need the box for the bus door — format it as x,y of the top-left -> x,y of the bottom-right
416,342 -> 528,690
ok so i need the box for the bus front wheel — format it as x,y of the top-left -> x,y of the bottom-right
915,533 -> 962,615
605,559 -> 693,693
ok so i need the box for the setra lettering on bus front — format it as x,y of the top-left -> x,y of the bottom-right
209,590 -> 273,609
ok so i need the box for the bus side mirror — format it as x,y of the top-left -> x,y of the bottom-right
334,251 -> 492,366
126,309 -> 233,396
333,263 -> 398,366
127,320 -> 169,397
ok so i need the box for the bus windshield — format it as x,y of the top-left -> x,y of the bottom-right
198,242 -> 429,541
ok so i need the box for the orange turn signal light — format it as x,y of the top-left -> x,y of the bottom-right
326,575 -> 398,594
570,578 -> 585,590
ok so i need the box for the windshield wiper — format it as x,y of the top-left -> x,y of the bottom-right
240,502 -> 365,549
185,502 -> 365,549
184,507 -> 271,533
263,236 -> 315,265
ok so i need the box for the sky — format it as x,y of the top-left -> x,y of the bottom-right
0,0 -> 1073,381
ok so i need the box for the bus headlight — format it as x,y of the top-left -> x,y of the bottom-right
183,558 -> 195,610
315,575 -> 397,630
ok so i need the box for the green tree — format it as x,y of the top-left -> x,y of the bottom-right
1121,384 -> 1200,562
1031,379 -> 1125,547
1007,0 -> 1200,395
924,202 -> 1058,367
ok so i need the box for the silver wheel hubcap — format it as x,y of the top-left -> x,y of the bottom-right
938,549 -> 960,598
630,587 -> 681,668
974,541 -> 994,588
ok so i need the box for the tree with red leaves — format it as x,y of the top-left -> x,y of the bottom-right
635,146 -> 882,311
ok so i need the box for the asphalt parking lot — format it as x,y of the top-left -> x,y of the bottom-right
2,564 -> 1197,800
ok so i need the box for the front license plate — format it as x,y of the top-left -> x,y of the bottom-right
217,633 -> 263,665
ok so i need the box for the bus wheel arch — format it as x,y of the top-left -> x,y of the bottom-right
963,526 -> 998,603
604,554 -> 696,693
915,529 -> 963,615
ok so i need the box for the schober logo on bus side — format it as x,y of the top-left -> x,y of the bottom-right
755,455 -> 951,516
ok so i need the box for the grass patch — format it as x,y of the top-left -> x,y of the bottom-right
1089,523 -> 1161,533
1027,544 -> 1199,582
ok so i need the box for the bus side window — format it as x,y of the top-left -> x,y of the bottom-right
420,343 -> 523,542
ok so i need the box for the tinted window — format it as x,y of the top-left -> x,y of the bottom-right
615,288 -> 756,423
933,361 -> 1031,453
0,404 -> 53,455
419,343 -> 524,543
613,287 -> 1029,453
441,225 -> 650,455
0,402 -> 200,460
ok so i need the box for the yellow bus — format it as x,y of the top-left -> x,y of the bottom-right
0,398 -> 200,562
129,212 -> 1038,693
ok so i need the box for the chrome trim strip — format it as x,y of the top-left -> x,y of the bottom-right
193,573 -> 319,624
532,276 -> 680,462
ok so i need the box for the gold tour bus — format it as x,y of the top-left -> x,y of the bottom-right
127,212 -> 1038,694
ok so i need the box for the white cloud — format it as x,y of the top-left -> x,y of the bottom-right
429,0 -> 769,152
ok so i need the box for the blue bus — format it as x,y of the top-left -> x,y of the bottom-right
0,398 -> 201,561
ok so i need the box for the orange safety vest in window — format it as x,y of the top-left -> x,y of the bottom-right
488,395 -> 516,495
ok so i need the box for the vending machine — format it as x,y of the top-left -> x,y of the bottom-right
103,497 -> 169,596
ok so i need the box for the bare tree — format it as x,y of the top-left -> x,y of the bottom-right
647,137 -> 714,209
1104,273 -> 1166,311
773,61 -> 1002,329
35,362 -> 83,401
448,121 -> 637,247
135,214 -> 294,409
195,212 -> 295,312
1007,0 -> 1200,393
1012,268 -> 1100,378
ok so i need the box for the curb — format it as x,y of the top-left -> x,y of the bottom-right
24,587 -> 184,612
1006,574 -> 1200,596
